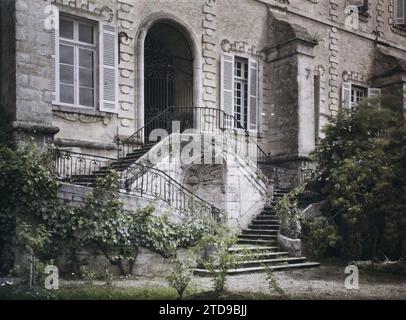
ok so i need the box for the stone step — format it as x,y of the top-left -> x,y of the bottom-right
237,239 -> 278,245
258,214 -> 277,219
194,262 -> 320,276
228,246 -> 279,253
255,216 -> 279,221
237,257 -> 307,268
126,149 -> 153,158
239,234 -> 278,240
234,251 -> 289,260
248,224 -> 279,230
252,220 -> 278,225
242,229 -> 279,236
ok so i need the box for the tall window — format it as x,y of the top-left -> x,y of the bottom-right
234,58 -> 249,129
59,16 -> 96,108
350,85 -> 367,109
221,54 -> 259,132
341,83 -> 381,109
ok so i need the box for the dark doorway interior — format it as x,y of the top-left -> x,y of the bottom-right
144,22 -> 194,138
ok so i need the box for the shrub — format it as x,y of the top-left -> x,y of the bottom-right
165,257 -> 193,300
311,98 -> 406,260
195,230 -> 240,296
302,217 -> 339,259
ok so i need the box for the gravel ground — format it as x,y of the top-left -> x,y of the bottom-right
110,263 -> 406,300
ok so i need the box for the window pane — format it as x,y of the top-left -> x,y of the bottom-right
60,19 -> 74,39
60,65 -> 74,84
79,68 -> 94,88
79,23 -> 94,44
60,45 -> 74,65
79,88 -> 94,107
60,84 -> 74,104
79,49 -> 94,68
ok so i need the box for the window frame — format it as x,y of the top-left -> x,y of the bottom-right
57,15 -> 98,110
350,84 -> 368,109
234,57 -> 249,130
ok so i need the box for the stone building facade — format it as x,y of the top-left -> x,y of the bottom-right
1,0 -> 406,229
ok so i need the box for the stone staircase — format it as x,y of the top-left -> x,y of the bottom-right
70,144 -> 154,187
194,188 -> 320,275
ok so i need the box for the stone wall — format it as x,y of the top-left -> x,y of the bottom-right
4,0 -> 406,188
0,0 -> 16,118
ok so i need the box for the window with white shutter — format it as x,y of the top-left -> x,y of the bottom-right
248,59 -> 259,132
51,14 -> 118,114
221,54 -> 259,131
342,83 -> 352,109
99,24 -> 119,113
342,83 -> 381,110
221,53 -> 235,128
394,0 -> 406,26
51,14 -> 60,104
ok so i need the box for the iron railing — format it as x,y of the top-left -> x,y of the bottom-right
300,168 -> 317,185
118,106 -> 272,165
121,163 -> 220,221
53,150 -> 114,181
52,149 -> 221,221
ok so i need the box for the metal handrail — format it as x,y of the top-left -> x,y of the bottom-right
52,149 -> 221,221
118,106 -> 273,164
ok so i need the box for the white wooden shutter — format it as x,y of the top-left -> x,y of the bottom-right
99,23 -> 119,113
395,0 -> 406,25
50,12 -> 60,104
342,82 -> 352,109
221,53 -> 234,128
368,88 -> 382,108
248,59 -> 259,131
368,88 -> 381,98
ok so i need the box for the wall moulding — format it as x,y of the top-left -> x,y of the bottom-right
221,39 -> 266,60
51,0 -> 114,22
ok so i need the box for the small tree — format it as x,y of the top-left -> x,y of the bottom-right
195,229 -> 240,296
165,257 -> 193,300
311,98 -> 406,260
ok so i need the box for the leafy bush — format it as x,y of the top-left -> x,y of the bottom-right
311,98 -> 406,260
302,217 -> 339,259
263,265 -> 287,298
0,141 -> 60,275
275,184 -> 306,239
195,231 -> 240,296
165,257 -> 193,300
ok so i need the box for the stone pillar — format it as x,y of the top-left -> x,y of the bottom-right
265,11 -> 318,179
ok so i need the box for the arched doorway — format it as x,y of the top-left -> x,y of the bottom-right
144,22 -> 194,138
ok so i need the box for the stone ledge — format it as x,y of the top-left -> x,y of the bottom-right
12,121 -> 60,135
278,233 -> 302,257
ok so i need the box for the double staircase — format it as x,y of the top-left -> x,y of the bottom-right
54,106 -> 320,274
194,188 -> 320,275
69,144 -> 155,187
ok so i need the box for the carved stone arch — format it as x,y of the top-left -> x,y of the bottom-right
135,13 -> 202,132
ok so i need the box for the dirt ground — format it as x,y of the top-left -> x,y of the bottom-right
112,262 -> 406,300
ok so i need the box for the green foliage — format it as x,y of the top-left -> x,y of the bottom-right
165,257 -> 193,300
353,260 -> 406,275
302,217 -> 339,259
263,265 -> 287,298
311,99 -> 406,260
195,230 -> 240,296
275,184 -> 306,239
0,141 -> 60,274
0,138 -> 218,277
79,266 -> 97,285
